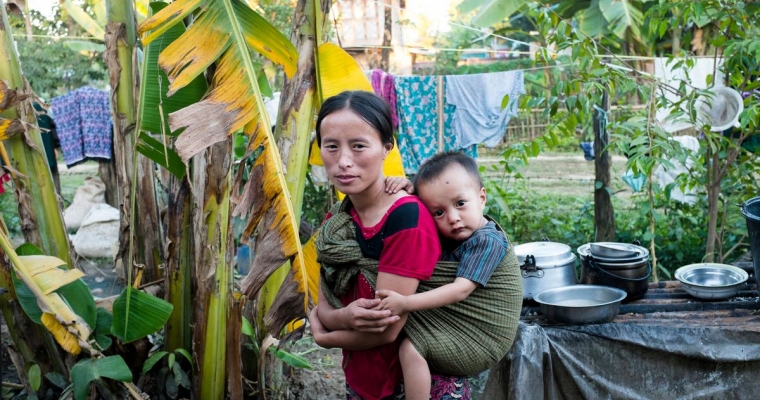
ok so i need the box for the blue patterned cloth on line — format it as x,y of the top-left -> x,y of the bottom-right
50,87 -> 112,167
394,76 -> 477,174
445,70 -> 525,149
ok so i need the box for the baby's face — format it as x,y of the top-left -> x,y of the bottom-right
417,165 -> 486,242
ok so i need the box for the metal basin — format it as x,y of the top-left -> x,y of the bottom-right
675,263 -> 748,300
533,285 -> 627,324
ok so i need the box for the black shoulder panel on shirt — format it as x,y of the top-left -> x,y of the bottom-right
383,202 -> 420,237
355,201 -> 421,260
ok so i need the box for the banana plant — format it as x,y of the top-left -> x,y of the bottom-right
138,0 -> 301,397
61,0 -> 151,53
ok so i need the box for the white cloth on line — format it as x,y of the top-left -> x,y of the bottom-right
654,58 -> 724,133
653,135 -> 700,204
445,70 -> 525,148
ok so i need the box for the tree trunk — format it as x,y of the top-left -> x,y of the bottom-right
593,85 -> 615,242
704,146 -> 721,263
98,159 -> 119,208
105,0 -> 164,282
380,0 -> 392,72
190,139 -> 234,399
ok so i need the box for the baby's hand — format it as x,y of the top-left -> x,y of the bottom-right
375,289 -> 407,315
384,176 -> 414,194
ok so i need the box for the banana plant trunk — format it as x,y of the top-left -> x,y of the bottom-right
0,11 -> 72,267
190,139 -> 235,399
105,0 -> 164,282
164,177 -> 194,354
0,5 -> 71,381
243,0 -> 326,382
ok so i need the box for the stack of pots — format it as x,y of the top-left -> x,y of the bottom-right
515,241 -> 578,300
578,242 -> 652,301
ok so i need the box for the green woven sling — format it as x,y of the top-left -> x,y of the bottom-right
317,201 -> 522,376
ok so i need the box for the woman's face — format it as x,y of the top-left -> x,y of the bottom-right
319,108 -> 391,197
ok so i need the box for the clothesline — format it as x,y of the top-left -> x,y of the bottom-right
10,34 -> 102,40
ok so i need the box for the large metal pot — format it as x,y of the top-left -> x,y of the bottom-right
578,243 -> 651,301
515,241 -> 577,300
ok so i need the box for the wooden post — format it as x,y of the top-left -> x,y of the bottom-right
594,82 -> 615,242
437,75 -> 444,151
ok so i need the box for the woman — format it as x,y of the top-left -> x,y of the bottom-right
308,91 -> 471,400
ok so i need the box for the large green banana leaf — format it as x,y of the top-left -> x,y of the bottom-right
63,0 -> 105,39
599,0 -> 645,40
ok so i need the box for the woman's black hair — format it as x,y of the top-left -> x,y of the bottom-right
315,90 -> 394,147
414,151 -> 483,188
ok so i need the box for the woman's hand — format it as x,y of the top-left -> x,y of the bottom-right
375,290 -> 407,316
343,298 -> 400,333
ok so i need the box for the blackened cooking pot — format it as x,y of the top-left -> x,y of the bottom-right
515,241 -> 577,300
578,243 -> 651,301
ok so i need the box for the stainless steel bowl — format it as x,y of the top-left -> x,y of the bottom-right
675,263 -> 748,300
533,285 -> 627,324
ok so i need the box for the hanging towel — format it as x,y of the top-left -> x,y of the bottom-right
580,141 -> 594,161
370,69 -> 399,129
445,70 -> 525,149
51,87 -> 112,167
395,76 -> 476,174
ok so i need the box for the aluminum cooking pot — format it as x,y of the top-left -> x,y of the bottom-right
515,241 -> 577,300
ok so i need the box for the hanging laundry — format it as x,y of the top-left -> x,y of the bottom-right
0,171 -> 9,195
445,70 -> 525,149
34,102 -> 59,174
370,69 -> 399,129
50,87 -> 112,167
579,141 -> 594,161
653,135 -> 700,204
395,76 -> 476,174
654,58 -> 724,133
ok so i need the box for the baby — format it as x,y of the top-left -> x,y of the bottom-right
381,151 -> 511,400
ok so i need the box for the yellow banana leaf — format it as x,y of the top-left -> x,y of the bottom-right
301,234 -> 320,306
311,42 -> 406,201
138,0 -> 298,161
316,43 -> 373,101
139,0 -> 306,334
233,117 -> 310,332
41,312 -> 81,355
0,117 -> 25,140
15,255 -> 92,354
134,0 -> 150,23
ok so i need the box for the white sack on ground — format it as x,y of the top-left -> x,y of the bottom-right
72,203 -> 120,259
63,176 -> 106,230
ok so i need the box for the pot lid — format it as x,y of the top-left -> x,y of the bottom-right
515,241 -> 576,267
578,242 -> 649,263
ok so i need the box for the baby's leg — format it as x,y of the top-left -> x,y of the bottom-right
400,338 -> 431,400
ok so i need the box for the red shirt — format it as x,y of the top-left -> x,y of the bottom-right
335,196 -> 441,400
